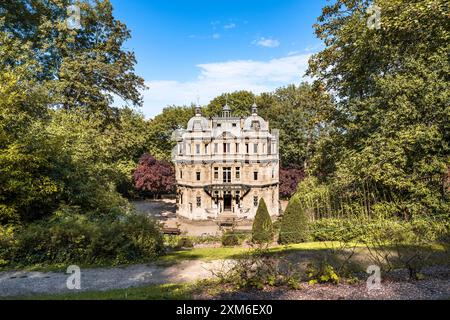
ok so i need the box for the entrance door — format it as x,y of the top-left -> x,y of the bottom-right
223,194 -> 232,211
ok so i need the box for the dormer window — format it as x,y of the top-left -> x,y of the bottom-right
251,121 -> 260,130
193,120 -> 202,130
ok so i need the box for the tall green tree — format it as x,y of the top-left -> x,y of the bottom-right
266,83 -> 334,168
307,0 -> 449,217
147,105 -> 195,161
252,198 -> 274,244
279,196 -> 309,244
0,0 -> 146,223
1,0 -> 146,115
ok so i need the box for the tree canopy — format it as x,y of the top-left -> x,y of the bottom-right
304,0 -> 449,218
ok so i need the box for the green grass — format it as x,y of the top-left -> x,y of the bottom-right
157,241 -> 343,265
5,282 -> 207,300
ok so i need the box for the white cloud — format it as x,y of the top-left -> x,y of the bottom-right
141,54 -> 311,119
252,37 -> 280,48
212,33 -> 221,39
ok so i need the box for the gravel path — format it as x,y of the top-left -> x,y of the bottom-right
0,260 -> 224,298
203,279 -> 450,300
201,265 -> 450,300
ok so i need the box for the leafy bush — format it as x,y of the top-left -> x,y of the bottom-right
0,209 -> 164,267
310,218 -> 367,242
309,217 -> 450,244
221,232 -> 240,247
363,218 -> 450,279
215,247 -> 301,290
306,261 -> 340,285
252,198 -> 273,244
176,237 -> 194,248
279,196 -> 310,244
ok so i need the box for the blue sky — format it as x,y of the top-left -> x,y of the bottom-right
110,0 -> 328,118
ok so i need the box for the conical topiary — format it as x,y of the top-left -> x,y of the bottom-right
279,195 -> 309,244
252,198 -> 273,244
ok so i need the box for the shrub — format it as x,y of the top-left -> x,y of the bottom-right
279,196 -> 309,244
176,237 -> 194,248
252,198 -> 273,244
310,218 -> 366,242
1,209 -> 164,267
215,247 -> 301,290
306,261 -> 340,285
221,232 -> 240,247
363,218 -> 449,279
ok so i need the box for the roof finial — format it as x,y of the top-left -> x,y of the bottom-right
251,96 -> 258,115
195,94 -> 201,116
222,93 -> 231,117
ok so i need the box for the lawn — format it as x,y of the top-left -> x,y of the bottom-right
158,241 -> 344,264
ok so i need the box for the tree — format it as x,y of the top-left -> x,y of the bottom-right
0,0 -> 146,224
307,0 -> 449,217
264,83 -> 334,168
279,196 -> 309,244
133,153 -> 175,198
252,198 -> 274,244
147,105 -> 195,161
0,0 -> 146,116
279,165 -> 306,198
203,91 -> 260,118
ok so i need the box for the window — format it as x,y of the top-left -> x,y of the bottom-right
180,170 -> 183,179
235,167 -> 240,179
196,196 -> 201,208
223,167 -> 231,183
180,193 -> 183,204
236,191 -> 240,205
232,123 -> 237,127
214,167 -> 219,180
253,171 -> 258,181
235,143 -> 239,153
253,196 -> 258,207
217,123 -> 221,127
253,143 -> 258,154
245,143 -> 249,154
193,120 -> 201,130
251,121 -> 260,130
272,168 -> 275,179
196,172 -> 201,181
223,143 -> 230,153
196,144 -> 200,154
205,144 -> 209,154
214,143 -> 218,154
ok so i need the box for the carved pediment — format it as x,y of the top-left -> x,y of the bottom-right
214,131 -> 237,140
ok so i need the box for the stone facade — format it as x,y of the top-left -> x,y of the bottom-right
172,102 -> 280,221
